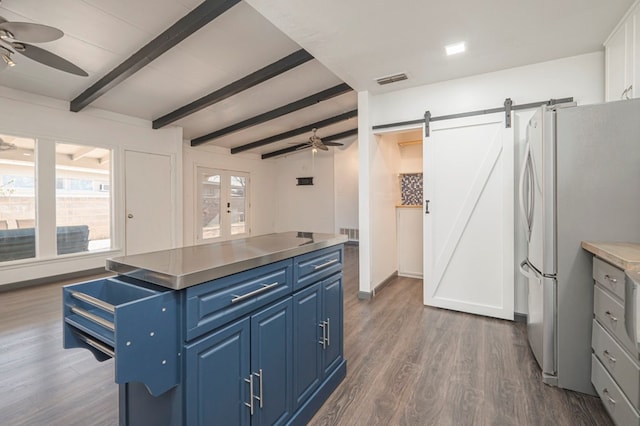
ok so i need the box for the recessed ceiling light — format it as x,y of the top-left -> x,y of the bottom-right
445,42 -> 466,56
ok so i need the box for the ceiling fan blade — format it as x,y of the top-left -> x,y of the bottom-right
322,142 -> 344,146
0,22 -> 63,43
16,43 -> 88,76
316,143 -> 329,151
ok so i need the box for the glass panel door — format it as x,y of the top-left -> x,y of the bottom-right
229,174 -> 247,237
200,170 -> 221,240
197,168 -> 249,242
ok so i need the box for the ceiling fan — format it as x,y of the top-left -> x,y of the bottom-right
297,128 -> 344,152
0,8 -> 88,76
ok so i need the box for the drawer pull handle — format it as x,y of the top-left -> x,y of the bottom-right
604,274 -> 618,284
312,259 -> 338,270
71,306 -> 115,331
231,282 -> 279,304
602,350 -> 617,363
605,311 -> 618,322
71,291 -> 115,313
603,388 -> 616,405
74,331 -> 115,358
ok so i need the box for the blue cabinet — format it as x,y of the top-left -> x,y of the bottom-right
186,298 -> 293,426
185,317 -> 251,426
292,273 -> 343,411
63,243 -> 345,426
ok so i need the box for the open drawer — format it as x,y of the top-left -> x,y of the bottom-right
63,276 -> 179,396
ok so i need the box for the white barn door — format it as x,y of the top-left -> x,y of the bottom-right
423,113 -> 514,320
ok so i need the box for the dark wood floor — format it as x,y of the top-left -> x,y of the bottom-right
0,245 -> 612,425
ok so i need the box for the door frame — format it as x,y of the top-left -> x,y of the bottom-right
124,149 -> 178,255
194,165 -> 251,244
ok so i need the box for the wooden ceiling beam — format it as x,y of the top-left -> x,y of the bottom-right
153,49 -> 314,129
261,128 -> 358,159
230,109 -> 357,154
190,83 -> 352,146
70,0 -> 240,112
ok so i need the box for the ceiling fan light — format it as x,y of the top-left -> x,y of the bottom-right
0,29 -> 13,40
1,52 -> 15,67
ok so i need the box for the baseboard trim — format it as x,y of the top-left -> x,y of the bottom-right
358,271 -> 399,300
373,271 -> 398,296
514,313 -> 527,323
358,291 -> 372,300
0,267 -> 109,292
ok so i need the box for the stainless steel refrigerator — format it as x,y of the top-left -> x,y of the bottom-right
518,98 -> 640,395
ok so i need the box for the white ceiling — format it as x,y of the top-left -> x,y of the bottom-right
0,0 -> 635,158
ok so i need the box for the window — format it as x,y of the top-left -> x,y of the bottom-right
197,167 -> 249,242
0,135 -> 36,262
0,135 -> 114,264
56,143 -> 112,253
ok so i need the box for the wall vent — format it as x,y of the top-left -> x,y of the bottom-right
376,73 -> 408,86
339,227 -> 359,242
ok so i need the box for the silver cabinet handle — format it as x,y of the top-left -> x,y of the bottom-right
244,374 -> 254,415
604,274 -> 618,284
325,318 -> 331,347
71,291 -> 115,313
603,388 -> 616,405
602,350 -> 617,363
71,306 -> 115,331
318,321 -> 326,348
312,259 -> 338,270
254,369 -> 263,408
605,310 -> 618,322
231,282 -> 279,304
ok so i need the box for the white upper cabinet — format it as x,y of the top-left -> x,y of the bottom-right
605,0 -> 640,101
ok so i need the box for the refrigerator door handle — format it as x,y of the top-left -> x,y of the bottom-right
519,259 -> 541,284
518,142 -> 533,240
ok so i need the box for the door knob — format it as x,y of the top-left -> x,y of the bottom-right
127,213 -> 133,219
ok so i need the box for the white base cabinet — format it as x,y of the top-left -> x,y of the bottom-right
589,256 -> 640,425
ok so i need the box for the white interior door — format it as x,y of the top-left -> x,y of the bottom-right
125,151 -> 173,255
423,113 -> 514,320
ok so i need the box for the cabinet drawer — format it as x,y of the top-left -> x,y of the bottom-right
594,257 -> 626,301
294,245 -> 343,291
595,285 -> 639,357
63,276 -> 179,396
593,320 -> 640,409
592,355 -> 640,426
186,259 -> 292,341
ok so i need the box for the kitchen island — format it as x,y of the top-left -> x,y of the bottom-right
63,232 -> 347,426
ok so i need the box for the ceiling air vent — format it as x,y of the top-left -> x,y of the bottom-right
376,73 -> 408,86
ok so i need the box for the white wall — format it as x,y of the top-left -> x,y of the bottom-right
398,143 -> 422,174
272,150 -> 335,233
363,52 -> 605,312
182,143 -> 278,245
0,87 -> 183,287
333,138 -> 359,233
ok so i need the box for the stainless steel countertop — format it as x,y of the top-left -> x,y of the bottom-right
106,232 -> 347,290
